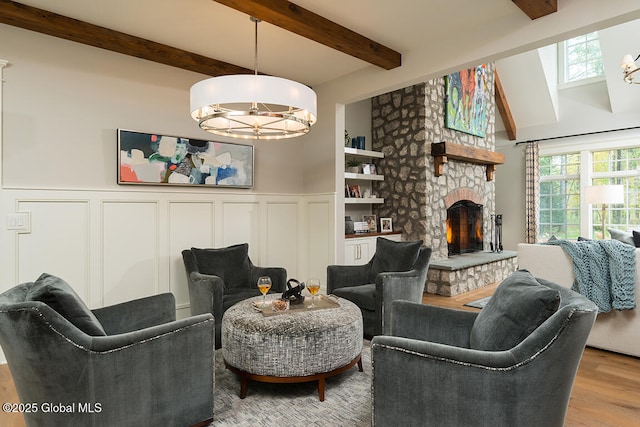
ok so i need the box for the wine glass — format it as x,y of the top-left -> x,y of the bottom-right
257,276 -> 272,308
307,278 -> 320,308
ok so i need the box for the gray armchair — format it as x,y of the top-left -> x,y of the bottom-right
0,273 -> 215,427
327,237 -> 431,337
182,243 -> 287,348
371,270 -> 598,427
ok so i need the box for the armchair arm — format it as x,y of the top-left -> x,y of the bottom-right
89,313 -> 214,352
371,334 -> 520,426
186,272 -> 224,320
88,314 -> 215,426
389,300 -> 477,348
92,293 -> 176,335
372,334 -> 518,371
326,263 -> 371,293
250,266 -> 287,293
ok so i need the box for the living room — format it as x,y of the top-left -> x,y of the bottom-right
1,1 -> 640,426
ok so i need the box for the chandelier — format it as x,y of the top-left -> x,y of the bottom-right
621,54 -> 640,84
190,17 -> 317,140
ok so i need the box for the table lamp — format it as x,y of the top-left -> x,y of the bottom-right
584,185 -> 625,238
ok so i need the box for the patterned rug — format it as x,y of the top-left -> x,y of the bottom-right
209,340 -> 372,426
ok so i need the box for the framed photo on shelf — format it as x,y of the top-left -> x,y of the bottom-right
362,163 -> 377,175
363,214 -> 377,232
348,185 -> 361,198
380,217 -> 393,232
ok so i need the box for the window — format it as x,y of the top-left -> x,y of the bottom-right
591,148 -> 640,237
538,140 -> 640,241
539,154 -> 581,240
559,32 -> 604,85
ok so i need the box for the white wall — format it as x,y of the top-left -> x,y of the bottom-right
1,24 -> 305,193
0,188 -> 332,311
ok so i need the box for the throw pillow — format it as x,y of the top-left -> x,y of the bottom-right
28,273 -> 106,336
632,231 -> 640,248
608,228 -> 635,246
369,237 -> 422,282
191,244 -> 251,289
469,269 -> 560,351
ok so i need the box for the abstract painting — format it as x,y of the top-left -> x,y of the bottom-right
444,64 -> 488,138
117,129 -> 253,188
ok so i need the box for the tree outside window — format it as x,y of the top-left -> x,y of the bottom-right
538,144 -> 640,241
561,32 -> 604,84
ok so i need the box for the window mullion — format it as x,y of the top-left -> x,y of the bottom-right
580,150 -> 593,238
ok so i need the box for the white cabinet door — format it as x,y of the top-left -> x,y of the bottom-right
345,238 -> 373,265
344,234 -> 402,265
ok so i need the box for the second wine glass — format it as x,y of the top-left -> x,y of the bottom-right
307,278 -> 320,308
257,276 -> 272,308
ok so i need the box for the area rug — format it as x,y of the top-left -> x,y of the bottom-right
209,340 -> 372,426
464,295 -> 492,309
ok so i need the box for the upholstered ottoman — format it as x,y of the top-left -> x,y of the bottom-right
221,295 -> 363,401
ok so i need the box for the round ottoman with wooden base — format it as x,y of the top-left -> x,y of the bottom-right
221,295 -> 363,401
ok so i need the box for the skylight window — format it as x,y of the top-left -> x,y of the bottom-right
559,32 -> 604,86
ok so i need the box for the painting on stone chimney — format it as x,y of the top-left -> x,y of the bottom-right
444,64 -> 488,138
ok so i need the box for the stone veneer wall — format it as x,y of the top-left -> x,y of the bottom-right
428,256 -> 518,296
371,64 -> 500,294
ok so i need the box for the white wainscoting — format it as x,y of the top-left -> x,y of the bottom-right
0,188 -> 335,363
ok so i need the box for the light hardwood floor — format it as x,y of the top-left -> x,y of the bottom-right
0,285 -> 638,426
424,283 -> 640,427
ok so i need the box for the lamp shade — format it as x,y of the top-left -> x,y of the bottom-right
621,54 -> 638,71
584,185 -> 625,205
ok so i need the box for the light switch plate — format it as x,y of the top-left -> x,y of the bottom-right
7,212 -> 31,232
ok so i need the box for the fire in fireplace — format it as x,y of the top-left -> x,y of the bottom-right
447,200 -> 483,255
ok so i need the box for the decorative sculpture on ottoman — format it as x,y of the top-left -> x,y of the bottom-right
282,278 -> 306,305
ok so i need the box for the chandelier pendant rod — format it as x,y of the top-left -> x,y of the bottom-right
251,16 -> 260,112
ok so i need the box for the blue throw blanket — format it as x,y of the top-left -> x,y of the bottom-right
545,239 -> 636,312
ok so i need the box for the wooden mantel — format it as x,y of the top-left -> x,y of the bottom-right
431,141 -> 505,181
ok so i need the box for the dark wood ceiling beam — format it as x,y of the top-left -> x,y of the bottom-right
212,0 -> 401,70
0,0 -> 253,77
512,0 -> 557,20
495,71 -> 517,141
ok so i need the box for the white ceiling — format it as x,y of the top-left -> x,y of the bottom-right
495,17 -> 640,137
9,1 -> 640,138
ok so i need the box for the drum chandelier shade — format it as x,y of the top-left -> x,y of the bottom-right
190,75 -> 317,140
190,18 -> 317,140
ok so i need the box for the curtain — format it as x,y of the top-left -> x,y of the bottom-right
524,142 -> 540,243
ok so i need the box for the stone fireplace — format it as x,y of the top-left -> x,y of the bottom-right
371,63 -> 517,296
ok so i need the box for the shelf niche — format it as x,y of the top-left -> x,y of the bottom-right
431,141 -> 505,181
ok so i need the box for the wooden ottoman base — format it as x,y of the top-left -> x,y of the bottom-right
225,353 -> 363,401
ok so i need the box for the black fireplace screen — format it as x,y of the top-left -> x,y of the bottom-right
447,200 -> 483,255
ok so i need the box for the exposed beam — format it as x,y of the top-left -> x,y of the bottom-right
0,0 -> 253,77
495,71 -> 517,140
512,0 -> 557,20
212,0 -> 401,70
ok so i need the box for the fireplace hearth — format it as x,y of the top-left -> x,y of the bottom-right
447,200 -> 483,256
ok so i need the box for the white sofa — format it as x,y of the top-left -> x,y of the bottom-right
517,243 -> 640,358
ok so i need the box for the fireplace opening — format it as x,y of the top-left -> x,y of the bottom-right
447,200 -> 483,256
